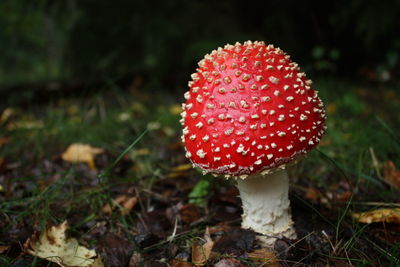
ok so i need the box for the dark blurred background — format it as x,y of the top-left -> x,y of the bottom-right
1,0 -> 400,98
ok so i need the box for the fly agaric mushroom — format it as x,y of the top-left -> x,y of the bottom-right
180,41 -> 326,246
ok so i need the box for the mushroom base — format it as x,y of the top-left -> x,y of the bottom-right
236,169 -> 296,247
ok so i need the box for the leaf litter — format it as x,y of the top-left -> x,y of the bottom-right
1,86 -> 400,266
24,221 -> 103,267
352,208 -> 400,224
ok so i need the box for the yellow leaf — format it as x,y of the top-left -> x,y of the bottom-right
171,164 -> 192,172
24,221 -> 103,267
352,208 -> 400,224
61,144 -> 104,169
168,164 -> 192,178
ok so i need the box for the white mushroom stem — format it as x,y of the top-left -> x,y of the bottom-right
236,169 -> 296,246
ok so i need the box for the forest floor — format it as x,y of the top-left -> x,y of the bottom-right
0,78 -> 400,266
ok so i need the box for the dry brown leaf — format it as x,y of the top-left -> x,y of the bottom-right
191,228 -> 214,266
24,221 -> 103,267
0,137 -> 10,147
102,195 -> 137,215
304,187 -> 321,201
61,143 -> 104,169
0,245 -> 9,254
352,208 -> 400,224
103,195 -> 127,214
208,223 -> 232,235
214,258 -> 245,267
179,204 -> 201,224
170,259 -> 193,267
335,191 -> 352,202
121,196 -> 138,215
382,161 -> 400,189
248,248 -> 281,266
129,251 -> 142,267
91,257 -> 104,267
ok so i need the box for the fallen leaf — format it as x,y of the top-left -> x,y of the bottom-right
170,259 -> 193,267
208,223 -> 232,235
7,120 -> 44,130
102,195 -> 138,215
214,258 -> 245,267
213,228 -> 255,256
0,108 -> 15,123
129,251 -> 142,267
0,137 -> 10,146
191,228 -> 214,266
248,248 -> 281,266
98,232 -> 132,266
179,204 -> 201,224
335,191 -> 352,202
171,164 -> 192,172
168,164 -> 192,178
61,143 -> 104,169
117,112 -> 131,122
24,221 -> 102,267
121,196 -> 138,215
304,187 -> 321,201
352,208 -> 400,224
90,257 -> 105,267
382,161 -> 400,189
0,245 -> 9,254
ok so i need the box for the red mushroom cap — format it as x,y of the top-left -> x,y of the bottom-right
181,41 -> 326,178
